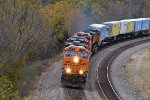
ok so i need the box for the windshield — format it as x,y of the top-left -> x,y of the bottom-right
77,52 -> 88,59
65,50 -> 76,57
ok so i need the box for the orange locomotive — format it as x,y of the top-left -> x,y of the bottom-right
61,45 -> 91,87
61,30 -> 102,87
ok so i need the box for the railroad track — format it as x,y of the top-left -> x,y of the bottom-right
35,35 -> 150,100
97,38 -> 150,100
64,87 -> 86,100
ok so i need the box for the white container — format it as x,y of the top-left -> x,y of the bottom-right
120,20 -> 128,34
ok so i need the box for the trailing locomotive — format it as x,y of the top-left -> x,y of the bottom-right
61,18 -> 150,87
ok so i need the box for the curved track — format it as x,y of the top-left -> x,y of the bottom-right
35,36 -> 150,100
97,38 -> 150,100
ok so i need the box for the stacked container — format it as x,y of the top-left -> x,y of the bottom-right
127,20 -> 135,33
88,24 -> 106,41
119,20 -> 128,34
139,18 -> 150,31
103,21 -> 120,37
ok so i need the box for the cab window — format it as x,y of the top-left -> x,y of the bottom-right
65,50 -> 76,57
77,52 -> 88,59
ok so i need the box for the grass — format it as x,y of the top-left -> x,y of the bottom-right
126,48 -> 150,99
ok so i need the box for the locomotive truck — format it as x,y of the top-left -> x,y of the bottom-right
61,18 -> 150,87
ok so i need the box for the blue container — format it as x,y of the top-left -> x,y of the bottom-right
147,18 -> 150,29
140,18 -> 150,30
149,18 -> 150,28
88,24 -> 106,41
133,19 -> 143,32
99,25 -> 106,40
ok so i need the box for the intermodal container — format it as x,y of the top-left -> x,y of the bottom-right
120,20 -> 128,34
99,25 -> 106,40
103,21 -> 120,37
127,20 -> 135,33
121,19 -> 135,33
139,18 -> 150,30
88,24 -> 106,41
149,18 -> 150,28
132,19 -> 143,32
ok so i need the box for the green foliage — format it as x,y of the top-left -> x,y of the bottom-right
0,57 -> 25,99
3,57 -> 25,82
0,76 -> 20,100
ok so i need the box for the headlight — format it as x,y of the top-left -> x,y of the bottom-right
74,56 -> 79,63
66,68 -> 71,73
79,70 -> 84,75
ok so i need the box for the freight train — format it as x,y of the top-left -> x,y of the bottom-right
61,18 -> 150,87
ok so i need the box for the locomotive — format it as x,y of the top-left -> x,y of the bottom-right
61,18 -> 150,87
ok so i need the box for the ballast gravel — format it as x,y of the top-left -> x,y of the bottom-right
111,42 -> 150,100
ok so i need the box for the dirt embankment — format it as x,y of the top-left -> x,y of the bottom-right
22,53 -> 63,100
127,48 -> 150,99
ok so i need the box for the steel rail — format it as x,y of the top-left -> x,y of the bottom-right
97,38 -> 150,100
